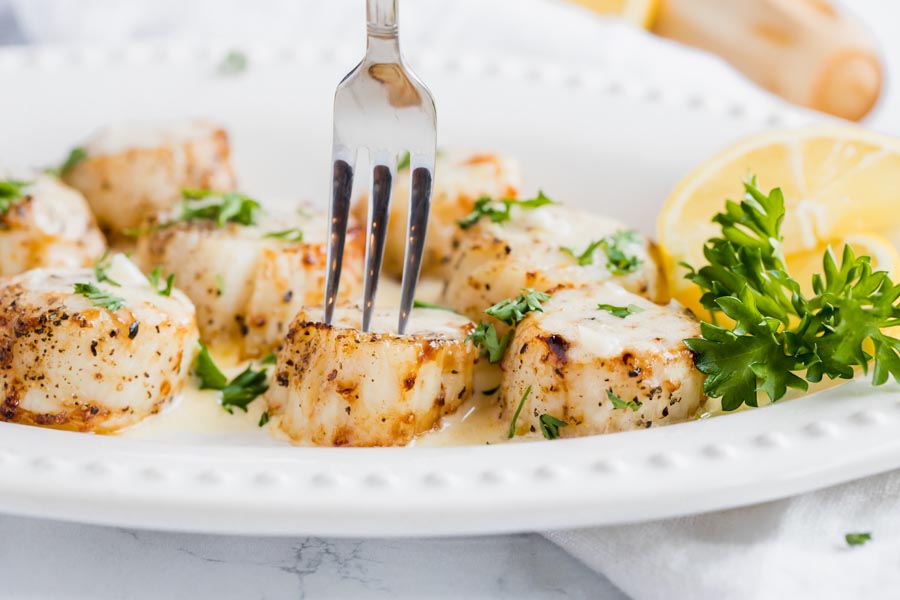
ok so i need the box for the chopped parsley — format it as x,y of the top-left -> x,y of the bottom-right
195,342 -> 269,413
147,266 -> 175,297
218,50 -> 248,75
215,274 -> 225,296
93,250 -> 121,287
0,179 -> 30,219
457,191 -> 556,229
258,410 -> 270,427
597,303 -> 644,318
845,532 -> 871,546
397,151 -> 411,171
561,230 -> 642,274
413,299 -> 455,311
50,146 -> 88,176
178,190 -> 261,227
263,228 -> 304,242
508,385 -> 531,438
260,352 -> 277,365
539,414 -> 568,440
468,289 -> 551,363
73,282 -> 125,312
607,389 -> 641,411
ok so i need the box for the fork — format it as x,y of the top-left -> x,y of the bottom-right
324,0 -> 437,335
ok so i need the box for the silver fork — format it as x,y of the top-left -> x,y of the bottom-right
324,0 -> 436,335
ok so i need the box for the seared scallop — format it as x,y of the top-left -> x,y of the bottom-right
0,175 -> 106,277
0,255 -> 199,433
501,284 -> 703,438
353,151 -> 521,277
135,196 -> 364,356
441,202 -> 662,321
61,120 -> 236,235
267,307 -> 478,446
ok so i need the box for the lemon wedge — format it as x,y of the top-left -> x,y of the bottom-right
567,0 -> 659,28
658,125 -> 900,316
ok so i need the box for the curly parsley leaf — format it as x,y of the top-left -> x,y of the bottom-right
467,321 -> 511,363
845,532 -> 872,546
457,191 -> 556,229
73,282 -> 125,311
561,230 -> 642,274
469,289 -> 551,363
508,385 -> 531,438
539,414 -> 568,439
177,189 -> 261,227
683,177 -> 900,410
93,250 -> 121,287
607,390 -> 641,411
597,303 -> 644,318
264,228 -> 304,242
147,266 -> 175,297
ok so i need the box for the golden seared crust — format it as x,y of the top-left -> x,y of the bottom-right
63,123 -> 236,234
353,151 -> 521,278
0,266 -> 199,433
267,308 -> 478,447
0,176 -> 106,277
441,204 -> 663,321
501,284 -> 705,438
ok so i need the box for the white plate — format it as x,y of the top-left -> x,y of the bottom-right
3,42 -> 898,537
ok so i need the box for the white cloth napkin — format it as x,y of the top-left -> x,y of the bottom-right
5,1 -> 900,598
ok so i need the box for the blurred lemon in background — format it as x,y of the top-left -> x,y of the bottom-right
567,0 -> 659,28
657,125 -> 900,318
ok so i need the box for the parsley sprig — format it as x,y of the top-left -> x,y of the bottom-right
195,343 -> 270,413
0,179 -> 30,219
457,191 -> 555,229
467,289 -> 551,363
561,230 -> 642,274
74,282 -> 126,311
683,177 -> 900,411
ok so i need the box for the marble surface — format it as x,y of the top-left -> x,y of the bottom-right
0,515 -> 626,599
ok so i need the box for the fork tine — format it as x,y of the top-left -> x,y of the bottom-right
398,165 -> 434,334
324,157 -> 355,325
361,163 -> 394,332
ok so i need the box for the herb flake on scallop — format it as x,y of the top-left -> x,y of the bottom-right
607,389 -> 641,411
507,385 -> 531,439
457,191 -> 555,229
539,414 -> 568,440
597,303 -> 644,318
74,282 -> 126,312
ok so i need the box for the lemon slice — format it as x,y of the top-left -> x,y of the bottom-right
567,0 -> 659,28
658,125 -> 900,315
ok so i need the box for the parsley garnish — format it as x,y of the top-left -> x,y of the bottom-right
508,385 -> 531,438
260,352 -> 277,365
683,176 -> 900,411
413,299 -> 455,311
195,343 -> 269,413
467,289 -> 551,363
607,390 -> 641,411
845,532 -> 871,546
93,250 -> 121,287
397,151 -> 411,171
597,303 -> 644,318
263,228 -> 304,242
147,266 -> 175,297
258,410 -> 270,427
73,282 -> 125,311
457,191 -> 556,229
178,190 -> 260,227
0,179 -> 30,218
539,414 -> 568,439
561,230 -> 641,274
218,50 -> 248,74
50,146 -> 88,176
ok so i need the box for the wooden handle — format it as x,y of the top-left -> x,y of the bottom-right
652,0 -> 882,121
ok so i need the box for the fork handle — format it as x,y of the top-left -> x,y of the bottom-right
367,0 -> 398,38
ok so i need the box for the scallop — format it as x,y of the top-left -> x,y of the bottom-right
266,307 -> 478,446
135,200 -> 365,356
441,202 -> 663,321
352,151 -> 521,277
62,120 -> 236,235
0,174 -> 106,277
0,255 -> 199,433
502,284 -> 704,438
